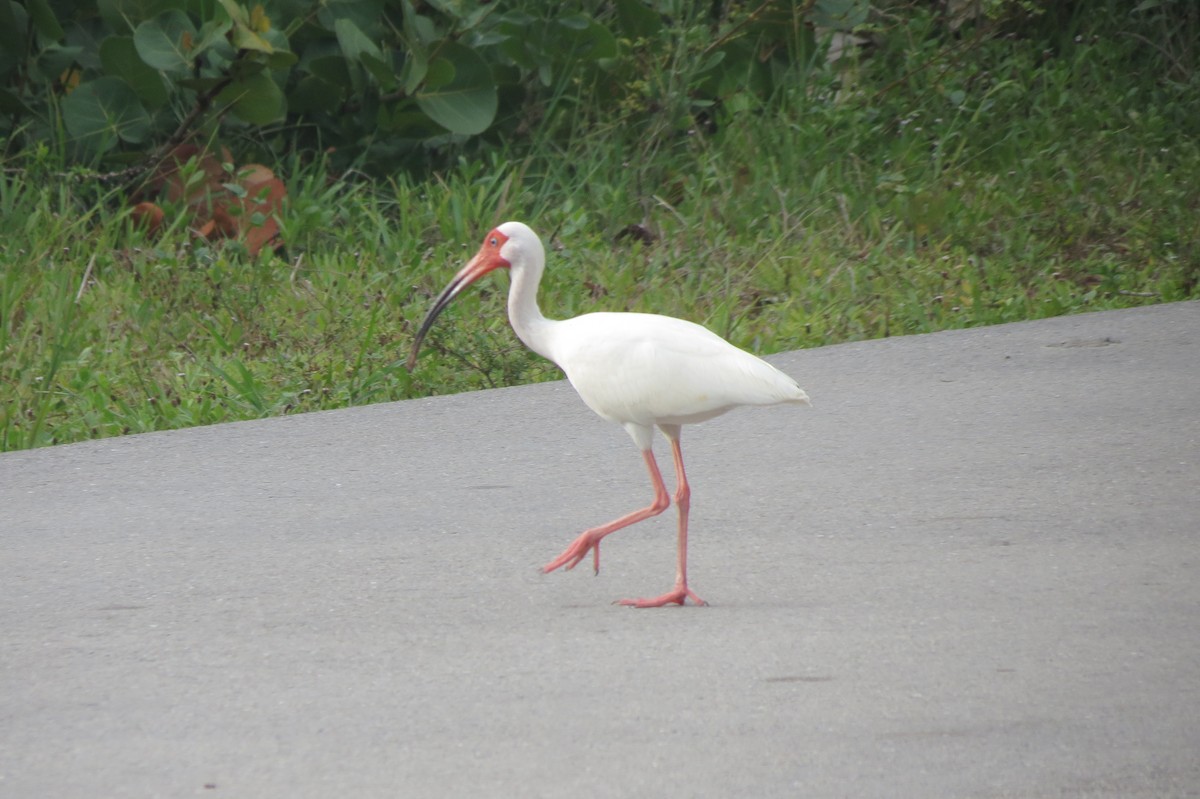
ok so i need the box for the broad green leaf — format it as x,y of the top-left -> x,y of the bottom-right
614,0 -> 660,38
697,50 -> 725,74
558,13 -> 589,31
133,9 -> 198,74
65,19 -> 107,70
265,49 -> 299,70
227,58 -> 267,80
415,40 -> 496,135
26,0 -> 65,40
306,55 -> 353,88
193,18 -> 234,55
333,17 -> 382,63
333,17 -> 384,93
62,76 -> 152,151
422,56 -> 453,88
496,21 -> 535,69
98,0 -> 177,33
100,35 -> 168,107
812,0 -> 869,30
471,31 -> 506,47
0,2 -> 25,56
215,0 -> 277,53
399,48 -> 428,95
568,19 -> 618,61
499,10 -> 534,26
400,0 -> 436,48
398,0 -> 430,93
216,0 -> 249,27
317,0 -> 386,41
262,28 -> 298,69
230,24 -> 274,53
287,74 -> 341,113
33,43 -> 82,82
410,13 -> 437,47
713,40 -> 770,99
461,3 -> 495,29
423,0 -> 469,19
216,70 -> 285,124
0,88 -> 33,117
362,52 -> 396,91
380,107 -> 442,137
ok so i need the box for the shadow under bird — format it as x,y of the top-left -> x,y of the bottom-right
407,222 -> 810,607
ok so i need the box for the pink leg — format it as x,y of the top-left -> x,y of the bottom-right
542,449 -> 670,575
619,436 -> 707,608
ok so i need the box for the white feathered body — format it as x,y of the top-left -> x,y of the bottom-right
540,311 -> 810,428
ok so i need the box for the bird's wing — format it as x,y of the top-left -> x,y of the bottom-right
547,313 -> 807,426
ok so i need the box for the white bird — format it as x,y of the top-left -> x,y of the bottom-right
407,222 -> 810,607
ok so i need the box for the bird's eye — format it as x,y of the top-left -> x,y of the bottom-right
489,237 -> 498,247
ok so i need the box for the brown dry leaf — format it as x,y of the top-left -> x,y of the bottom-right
131,202 -> 164,234
230,164 -> 286,256
209,205 -> 239,240
195,218 -> 218,239
143,144 -> 232,207
134,148 -> 285,255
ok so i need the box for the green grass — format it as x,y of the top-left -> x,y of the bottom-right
2,9 -> 1198,450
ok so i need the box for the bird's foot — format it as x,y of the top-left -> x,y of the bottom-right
617,584 -> 707,608
542,531 -> 602,575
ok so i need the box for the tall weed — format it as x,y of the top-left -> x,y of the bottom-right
1,3 -> 1197,450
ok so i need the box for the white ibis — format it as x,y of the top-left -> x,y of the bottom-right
407,222 -> 810,607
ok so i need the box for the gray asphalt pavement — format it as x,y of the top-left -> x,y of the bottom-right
3,301 -> 1198,798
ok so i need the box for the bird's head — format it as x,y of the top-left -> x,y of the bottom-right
406,222 -> 539,370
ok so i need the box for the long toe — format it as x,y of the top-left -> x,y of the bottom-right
617,585 -> 707,608
542,532 -> 600,573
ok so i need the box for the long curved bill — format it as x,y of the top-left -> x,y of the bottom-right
406,246 -> 506,370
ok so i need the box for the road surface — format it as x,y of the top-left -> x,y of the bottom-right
3,301 -> 1198,797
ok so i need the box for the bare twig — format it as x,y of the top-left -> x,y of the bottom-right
703,0 -> 817,57
871,21 -> 995,103
1118,31 -> 1190,81
651,194 -> 688,226
133,72 -> 238,188
75,253 -> 97,303
288,252 -> 305,287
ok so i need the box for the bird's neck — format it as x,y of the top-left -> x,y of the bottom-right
507,260 -> 557,363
